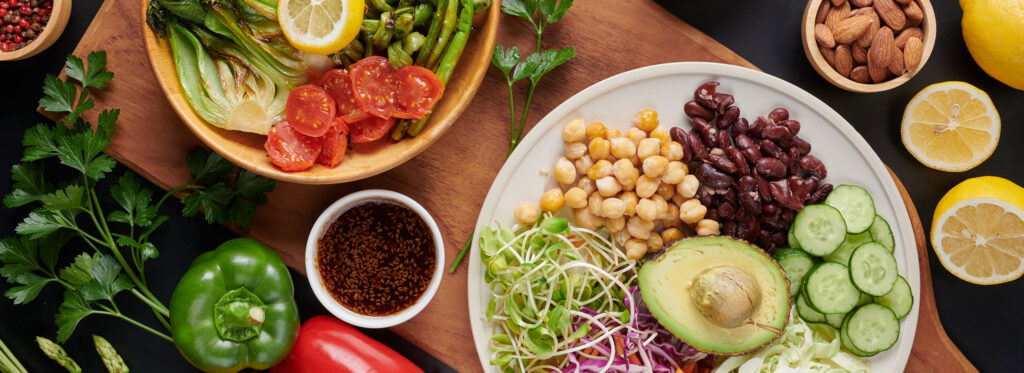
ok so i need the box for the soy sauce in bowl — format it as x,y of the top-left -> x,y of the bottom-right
316,199 -> 436,316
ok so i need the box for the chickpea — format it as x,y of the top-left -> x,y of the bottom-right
578,177 -> 596,195
620,191 -> 639,216
606,216 -> 626,232
613,159 -> 636,183
676,174 -> 700,198
610,137 -> 637,159
589,137 -> 611,160
601,197 -> 627,219
671,193 -> 686,206
642,155 -> 669,177
661,141 -> 685,161
612,230 -> 631,247
553,157 -> 577,185
540,188 -> 565,212
679,199 -> 708,224
588,193 -> 604,217
637,138 -> 661,159
633,109 -> 659,132
651,194 -> 669,218
562,118 -> 586,143
620,179 -> 636,192
647,234 -> 664,253
587,160 -> 614,180
650,126 -> 671,144
627,216 -> 655,239
565,141 -> 587,159
596,176 -> 623,197
661,161 -> 686,185
636,198 -> 659,222
574,208 -> 603,231
565,187 -> 588,209
606,128 -> 623,140
586,121 -> 607,140
635,175 -> 660,198
514,203 -> 540,224
625,127 -> 646,147
696,219 -> 721,236
662,203 -> 682,227
661,227 -> 684,243
657,182 -> 676,200
625,239 -> 647,260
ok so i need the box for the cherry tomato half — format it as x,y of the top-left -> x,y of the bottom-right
286,85 -> 336,137
350,56 -> 398,119
265,121 -> 322,172
318,69 -> 371,123
393,66 -> 444,119
319,118 -> 349,168
349,116 -> 396,143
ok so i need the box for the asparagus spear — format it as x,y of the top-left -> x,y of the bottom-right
36,337 -> 82,373
94,336 -> 129,373
424,0 -> 460,69
415,0 -> 447,66
406,0 -> 473,137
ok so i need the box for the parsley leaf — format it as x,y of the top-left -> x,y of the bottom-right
4,272 -> 54,304
512,52 -> 543,83
59,253 -> 99,289
21,124 -> 63,162
540,0 -> 572,23
529,47 -> 575,85
234,170 -> 275,205
501,0 -> 537,22
55,290 -> 100,342
0,237 -> 62,304
40,185 -> 86,211
109,173 -> 156,227
185,148 -> 234,185
492,45 -> 521,76
4,163 -> 51,208
55,112 -> 118,180
38,75 -> 78,114
65,51 -> 114,90
78,255 -> 133,303
116,236 -> 159,261
16,210 -> 68,239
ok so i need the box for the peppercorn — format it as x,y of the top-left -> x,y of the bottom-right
3,12 -> 14,23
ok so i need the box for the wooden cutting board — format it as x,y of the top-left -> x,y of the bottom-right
54,0 -> 975,371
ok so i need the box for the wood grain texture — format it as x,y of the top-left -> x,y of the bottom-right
50,0 -> 972,371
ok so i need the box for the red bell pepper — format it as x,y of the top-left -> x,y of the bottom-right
270,316 -> 423,373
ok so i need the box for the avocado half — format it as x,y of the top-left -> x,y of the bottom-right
638,236 -> 791,355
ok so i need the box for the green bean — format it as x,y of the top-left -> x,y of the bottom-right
393,12 -> 415,39
424,0 -> 460,69
391,119 -> 411,141
361,19 -> 381,34
435,0 -> 473,83
472,0 -> 490,14
413,4 -> 434,26
368,0 -> 394,12
403,32 -> 426,55
388,41 -> 414,69
372,12 -> 395,53
415,0 -> 446,66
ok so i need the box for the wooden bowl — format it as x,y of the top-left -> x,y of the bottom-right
142,1 -> 500,184
801,0 -> 936,93
0,0 -> 71,61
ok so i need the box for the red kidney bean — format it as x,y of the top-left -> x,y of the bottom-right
705,208 -> 720,222
684,100 -> 715,122
749,117 -> 768,138
755,158 -> 787,179
808,183 -> 834,204
799,155 -> 827,179
715,129 -> 732,149
761,125 -> 791,141
695,82 -> 719,109
737,176 -> 762,214
756,175 -> 773,203
756,230 -> 773,249
781,208 -> 796,225
693,117 -> 716,146
721,220 -> 738,237
723,188 -> 737,205
670,126 -> 687,143
687,129 -> 708,160
727,148 -> 750,175
771,231 -> 787,247
718,201 -> 736,219
787,147 -> 802,175
733,118 -> 749,136
762,213 -> 789,231
675,132 -> 694,164
712,92 -> 735,114
762,202 -> 780,217
718,106 -> 740,130
770,179 -> 804,211
788,175 -> 817,201
694,162 -> 733,189
758,139 -> 784,158
741,148 -> 761,164
738,213 -> 761,242
735,133 -> 755,151
769,108 -> 789,122
792,136 -> 812,155
708,153 -> 738,174
696,186 -> 714,206
780,119 -> 801,135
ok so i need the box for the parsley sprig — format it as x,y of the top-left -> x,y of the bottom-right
0,51 -> 276,343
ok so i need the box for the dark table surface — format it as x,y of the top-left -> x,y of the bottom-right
1,0 -> 1021,372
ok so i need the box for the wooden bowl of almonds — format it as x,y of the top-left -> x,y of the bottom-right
801,0 -> 936,92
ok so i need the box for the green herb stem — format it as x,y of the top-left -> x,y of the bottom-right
100,311 -> 173,343
448,232 -> 474,273
0,336 -> 28,373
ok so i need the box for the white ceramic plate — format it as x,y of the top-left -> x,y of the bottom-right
468,63 -> 920,372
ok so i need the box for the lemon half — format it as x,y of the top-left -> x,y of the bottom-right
901,81 -> 1000,172
279,0 -> 365,55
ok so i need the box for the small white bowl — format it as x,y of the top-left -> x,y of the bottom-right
305,189 -> 445,328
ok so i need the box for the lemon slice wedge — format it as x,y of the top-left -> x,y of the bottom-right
900,81 -> 1000,172
931,176 -> 1024,285
279,0 -> 365,55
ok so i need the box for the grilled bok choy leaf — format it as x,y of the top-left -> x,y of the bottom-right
147,0 -> 307,135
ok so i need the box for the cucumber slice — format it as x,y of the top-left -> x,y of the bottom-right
774,248 -> 816,297
844,303 -> 900,354
825,312 -> 845,329
869,215 -> 895,252
849,242 -> 898,296
792,204 -> 847,256
858,292 -> 874,306
824,232 -> 873,265
787,225 -> 800,249
804,262 -> 861,314
840,312 -> 878,357
825,185 -> 876,234
874,275 -> 913,319
797,293 -> 826,323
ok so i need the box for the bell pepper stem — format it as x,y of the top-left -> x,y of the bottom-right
225,301 -> 265,327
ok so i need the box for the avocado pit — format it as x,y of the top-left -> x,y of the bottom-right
690,266 -> 763,328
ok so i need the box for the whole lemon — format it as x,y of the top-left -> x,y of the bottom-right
961,0 -> 1024,90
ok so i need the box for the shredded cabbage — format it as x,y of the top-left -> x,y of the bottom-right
713,308 -> 869,373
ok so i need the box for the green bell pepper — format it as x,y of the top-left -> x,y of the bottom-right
169,238 -> 299,373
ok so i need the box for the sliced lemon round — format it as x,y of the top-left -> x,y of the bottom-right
931,176 -> 1024,285
901,81 -> 1000,172
278,0 -> 365,55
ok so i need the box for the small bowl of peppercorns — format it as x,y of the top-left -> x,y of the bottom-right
0,0 -> 69,61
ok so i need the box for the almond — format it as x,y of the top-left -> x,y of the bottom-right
826,2 -> 851,33
894,0 -> 911,4
869,26 -> 894,67
868,54 -> 889,83
904,36 -> 923,71
903,0 -> 923,28
820,45 -> 837,68
852,44 -> 869,64
815,24 -> 837,48
889,47 -> 905,75
855,8 -> 880,48
850,66 -> 871,83
833,15 -> 872,44
894,27 -> 923,49
846,7 -> 874,18
816,0 -> 831,24
835,45 -> 854,77
873,0 -> 906,32
831,0 -> 847,5
851,0 -> 873,6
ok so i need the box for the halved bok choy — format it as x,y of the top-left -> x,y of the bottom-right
147,0 -> 308,135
